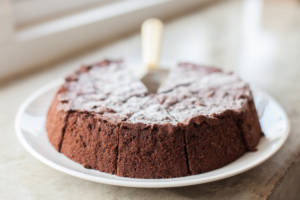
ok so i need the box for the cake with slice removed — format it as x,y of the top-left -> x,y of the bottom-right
46,59 -> 263,178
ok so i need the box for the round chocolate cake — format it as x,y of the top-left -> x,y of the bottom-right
46,59 -> 263,178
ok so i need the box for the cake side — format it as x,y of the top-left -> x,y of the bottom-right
60,111 -> 119,174
184,111 -> 247,174
46,86 -> 70,151
236,97 -> 263,150
117,122 -> 188,178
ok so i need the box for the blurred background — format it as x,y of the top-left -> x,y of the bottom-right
1,0 -> 300,199
0,0 -> 299,86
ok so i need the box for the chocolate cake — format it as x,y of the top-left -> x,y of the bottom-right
46,59 -> 263,178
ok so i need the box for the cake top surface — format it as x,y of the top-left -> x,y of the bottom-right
56,60 -> 252,125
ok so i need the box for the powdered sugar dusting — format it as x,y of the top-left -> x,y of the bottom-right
57,61 -> 253,125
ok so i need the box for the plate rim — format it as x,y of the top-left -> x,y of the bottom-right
15,79 -> 290,188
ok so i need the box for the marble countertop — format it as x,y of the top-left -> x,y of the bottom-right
1,0 -> 300,199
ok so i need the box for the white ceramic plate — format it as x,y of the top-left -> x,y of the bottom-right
15,80 -> 289,188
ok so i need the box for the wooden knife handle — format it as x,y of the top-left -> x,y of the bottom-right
141,18 -> 163,70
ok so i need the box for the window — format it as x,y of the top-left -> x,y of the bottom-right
0,0 -> 214,79
13,0 -> 118,27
